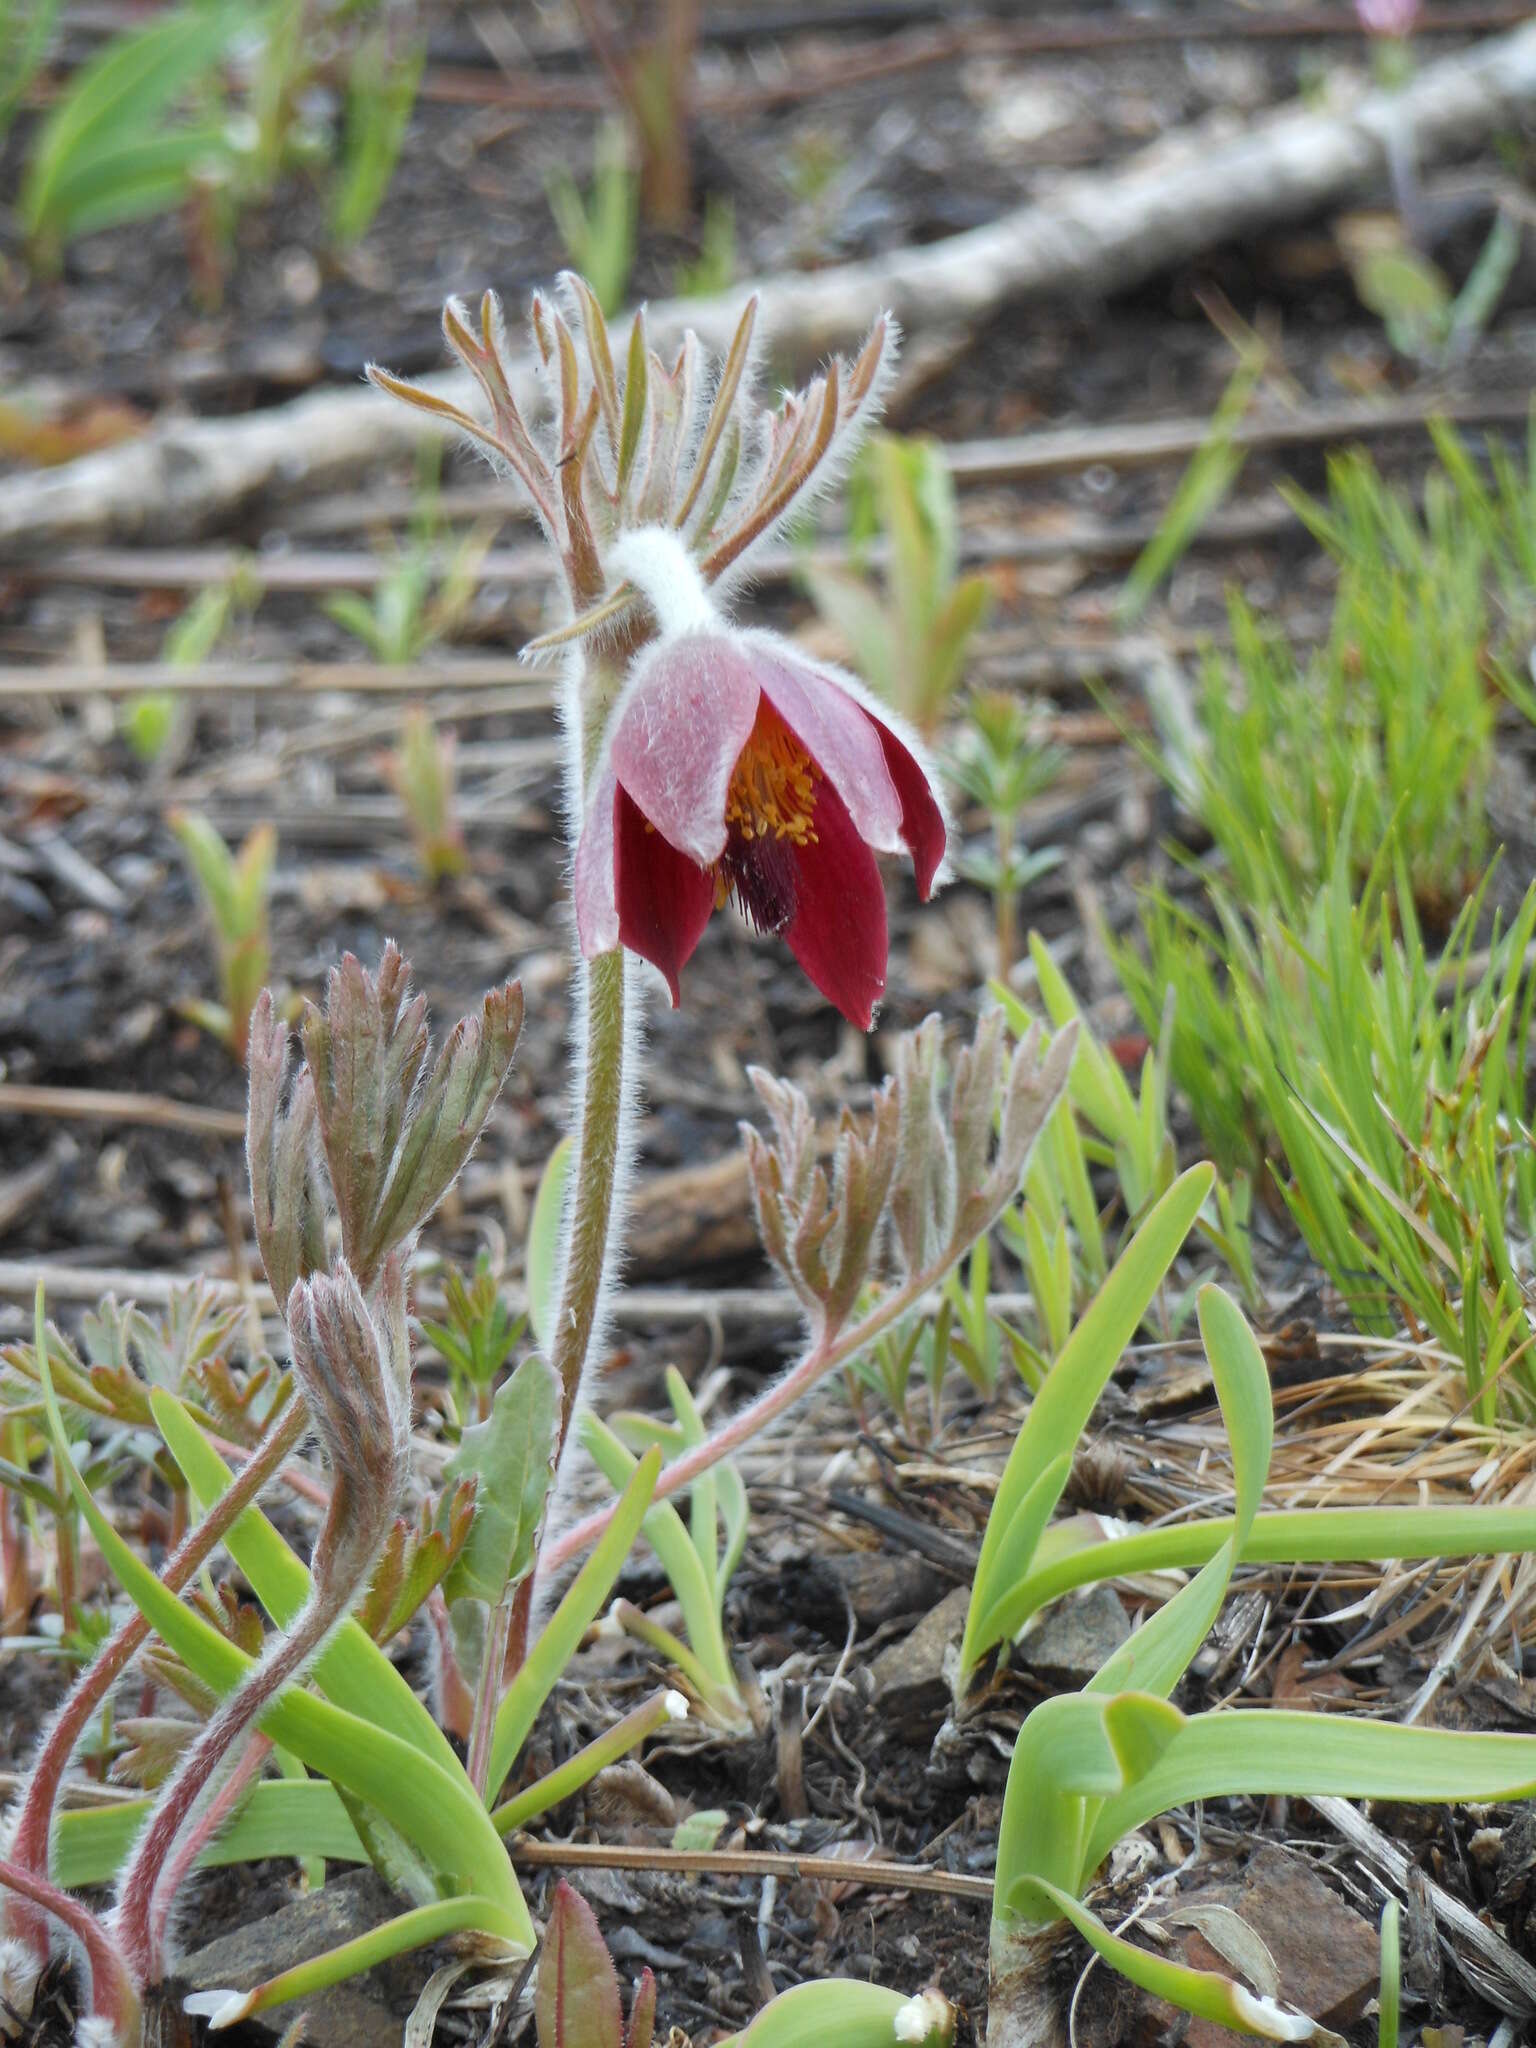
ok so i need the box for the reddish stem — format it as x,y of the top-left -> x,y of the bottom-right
114,1585 -> 337,1983
0,1857 -> 140,2038
539,1221 -> 1001,1580
6,1401 -> 308,1964
146,1733 -> 273,1966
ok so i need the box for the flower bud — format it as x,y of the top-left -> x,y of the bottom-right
286,1261 -> 410,1598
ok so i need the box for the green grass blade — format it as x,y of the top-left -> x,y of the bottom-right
1086,1286 -> 1270,1701
582,1413 -> 734,1690
962,1166 -> 1213,1685
487,1446 -> 660,1796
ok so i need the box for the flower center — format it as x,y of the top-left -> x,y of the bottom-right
709,705 -> 819,933
723,705 -> 818,847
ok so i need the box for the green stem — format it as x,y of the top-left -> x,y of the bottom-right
549,644 -> 640,1453
550,946 -> 628,1439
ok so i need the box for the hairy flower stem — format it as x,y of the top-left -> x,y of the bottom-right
0,1857 -> 141,2041
551,949 -> 627,1436
548,646 -> 643,1458
145,1733 -> 272,1966
6,1399 -> 309,1966
114,1553 -> 352,1982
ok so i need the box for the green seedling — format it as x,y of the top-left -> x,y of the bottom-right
676,192 -> 736,297
947,693 -> 1066,978
325,449 -> 495,663
584,1366 -> 753,1732
984,1282 -> 1536,2040
1339,205 -> 1521,369
329,22 -> 425,247
20,5 -> 244,270
546,121 -> 637,319
801,431 -> 993,735
418,1250 -> 525,1427
1116,334 -> 1267,626
248,0 -> 422,244
0,0 -> 61,144
168,810 -> 276,1062
125,556 -> 263,764
381,706 -> 469,883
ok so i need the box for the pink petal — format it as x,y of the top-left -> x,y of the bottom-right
608,634 -> 761,868
614,785 -> 716,1006
873,723 -> 946,899
782,773 -> 888,1029
573,766 -> 620,958
745,637 -> 905,855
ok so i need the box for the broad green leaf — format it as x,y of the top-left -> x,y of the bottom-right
993,1692 -> 1121,1903
38,122 -> 233,243
443,1356 -> 558,1604
962,1165 -> 1214,1685
990,1499 -> 1536,1649
39,1309 -> 530,1939
1101,1691 -> 1185,1786
1084,1709 -> 1536,1874
151,1390 -> 459,1773
53,1778 -> 364,1889
21,5 -> 238,246
527,1137 -> 572,1354
967,1451 -> 1073,1657
719,1978 -> 953,2048
1086,1285 -> 1269,1702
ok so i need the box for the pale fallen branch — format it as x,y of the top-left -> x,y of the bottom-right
0,1083 -> 245,1139
283,388 -> 1536,535
4,21 -> 1535,554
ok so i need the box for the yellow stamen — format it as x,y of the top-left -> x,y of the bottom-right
724,707 -> 818,848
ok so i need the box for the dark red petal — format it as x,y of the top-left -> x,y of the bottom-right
781,774 -> 888,1029
614,784 -> 716,1007
873,723 -> 946,900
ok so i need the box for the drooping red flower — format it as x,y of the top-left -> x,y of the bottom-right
574,631 -> 946,1029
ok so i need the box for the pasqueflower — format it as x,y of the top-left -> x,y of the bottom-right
573,533 -> 946,1029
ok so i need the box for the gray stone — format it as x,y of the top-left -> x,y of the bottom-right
176,1871 -> 405,2048
1018,1584 -> 1129,1688
867,1584 -> 972,1735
